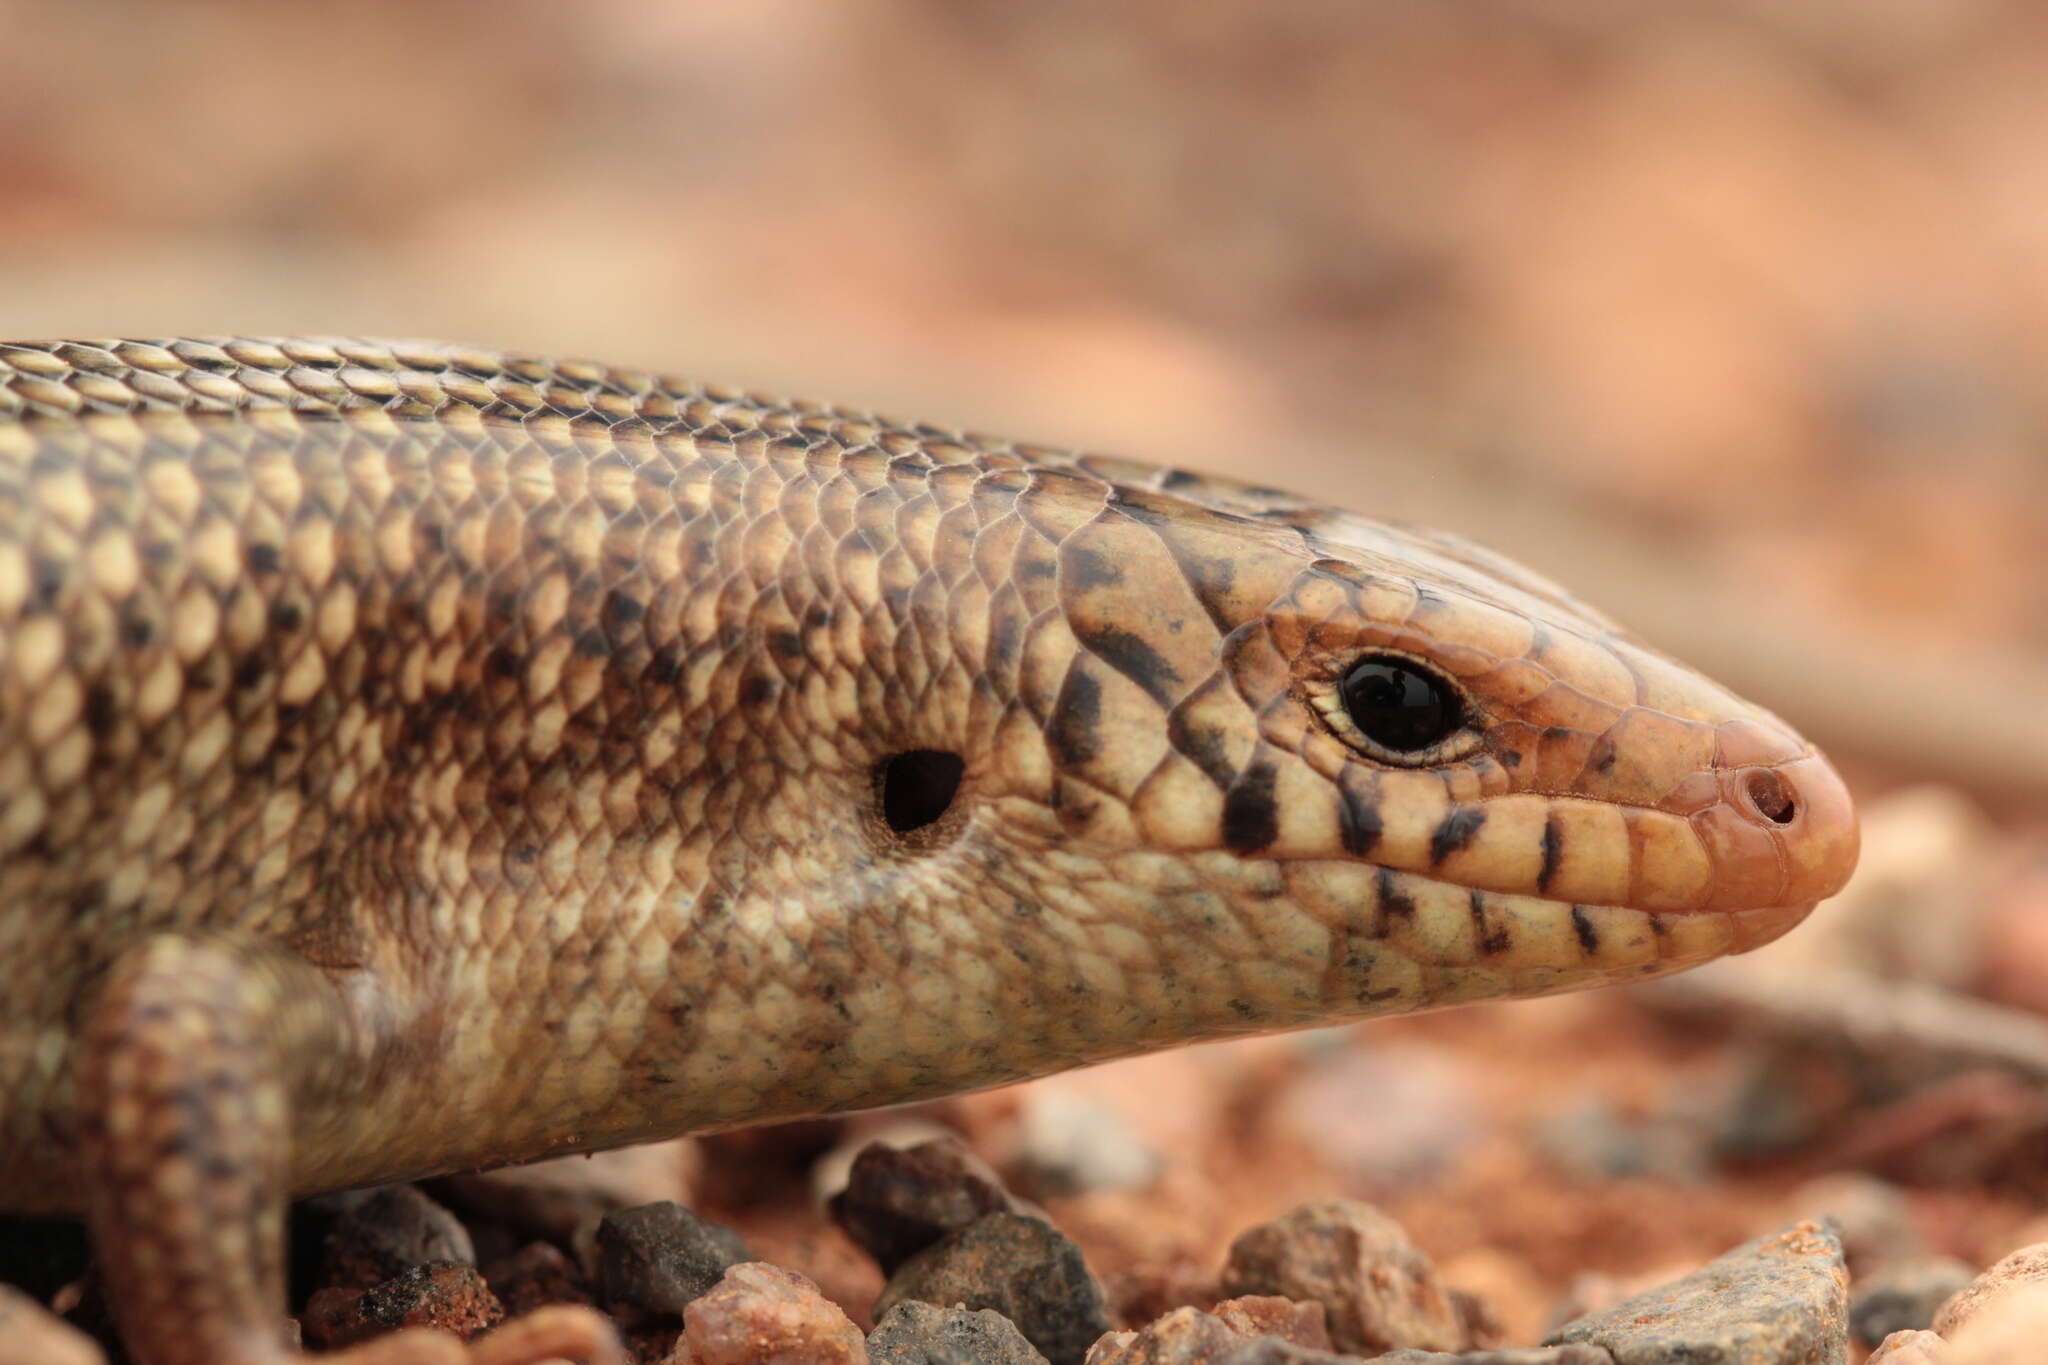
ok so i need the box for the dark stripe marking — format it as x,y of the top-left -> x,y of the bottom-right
1570,905 -> 1599,956
1538,815 -> 1563,894
1430,806 -> 1486,864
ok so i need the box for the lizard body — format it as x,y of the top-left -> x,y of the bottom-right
0,338 -> 1858,1364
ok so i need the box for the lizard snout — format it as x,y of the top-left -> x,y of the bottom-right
1691,747 -> 1860,921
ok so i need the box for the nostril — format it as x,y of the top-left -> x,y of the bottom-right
1744,768 -> 1797,825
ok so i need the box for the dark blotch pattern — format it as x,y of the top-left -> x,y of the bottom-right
1470,892 -> 1512,956
1074,621 -> 1182,707
1220,761 -> 1280,854
1376,867 -> 1416,924
1047,668 -> 1104,767
1337,785 -> 1383,857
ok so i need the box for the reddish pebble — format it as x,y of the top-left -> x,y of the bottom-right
1868,1328 -> 1950,1363
1933,1241 -> 2048,1337
1086,1296 -> 1329,1365
1208,1296 -> 1329,1350
678,1262 -> 867,1365
1948,1283 -> 2048,1364
302,1261 -> 504,1349
1221,1201 -> 1465,1355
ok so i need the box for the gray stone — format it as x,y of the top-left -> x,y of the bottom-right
595,1200 -> 752,1318
1549,1221 -> 1848,1365
870,1300 -> 1049,1365
832,1138 -> 1031,1275
876,1212 -> 1111,1365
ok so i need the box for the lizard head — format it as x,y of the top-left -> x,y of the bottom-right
838,454 -> 1859,1073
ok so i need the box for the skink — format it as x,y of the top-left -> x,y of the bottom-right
0,338 -> 1859,1364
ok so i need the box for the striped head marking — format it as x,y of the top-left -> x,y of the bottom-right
905,459 -> 1860,1053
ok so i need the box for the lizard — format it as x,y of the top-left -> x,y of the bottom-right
0,338 -> 1859,1364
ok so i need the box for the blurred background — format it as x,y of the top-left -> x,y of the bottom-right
5,0 -> 2046,1352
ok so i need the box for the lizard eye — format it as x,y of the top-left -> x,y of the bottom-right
1312,652 -> 1476,765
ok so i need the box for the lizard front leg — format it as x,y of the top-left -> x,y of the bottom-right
74,934 -> 622,1365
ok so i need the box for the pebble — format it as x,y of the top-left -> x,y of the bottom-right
318,1185 -> 476,1291
674,1262 -> 868,1365
1946,1282 -> 2048,1364
814,1120 -> 968,1208
869,1300 -> 1049,1365
1083,1308 -> 1241,1365
483,1239 -> 597,1316
875,1212 -> 1113,1365
831,1138 -> 1035,1275
1220,1201 -> 1466,1356
1086,1296 -> 1330,1365
1356,1350 -> 1614,1365
1014,1089 -> 1162,1197
596,1200 -> 753,1321
0,1286 -> 104,1365
1849,1257 -> 1975,1347
1867,1329 -> 1949,1363
1548,1221 -> 1847,1364
1931,1239 -> 2048,1337
301,1261 -> 504,1349
1211,1297 -> 1331,1349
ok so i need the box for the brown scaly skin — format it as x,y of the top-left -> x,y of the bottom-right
0,339 -> 1859,1364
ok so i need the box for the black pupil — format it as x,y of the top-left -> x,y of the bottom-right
1338,656 -> 1461,753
